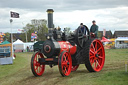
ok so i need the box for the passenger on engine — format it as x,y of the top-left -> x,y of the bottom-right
79,23 -> 86,35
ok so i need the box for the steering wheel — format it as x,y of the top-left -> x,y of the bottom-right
75,25 -> 90,48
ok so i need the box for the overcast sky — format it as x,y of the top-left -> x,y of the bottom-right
0,0 -> 128,33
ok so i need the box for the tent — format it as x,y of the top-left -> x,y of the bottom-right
13,39 -> 24,51
115,37 -> 128,48
13,39 -> 24,44
0,40 -> 10,45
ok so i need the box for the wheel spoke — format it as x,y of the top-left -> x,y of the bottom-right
90,55 -> 95,59
64,55 -> 67,62
94,61 -> 96,69
91,43 -> 96,52
90,59 -> 94,65
64,66 -> 67,73
34,60 -> 37,64
95,41 -> 97,51
78,36 -> 83,39
96,47 -> 102,53
81,39 -> 84,47
98,56 -> 103,59
96,60 -> 101,67
90,49 -> 95,54
62,61 -> 66,65
90,52 -> 94,56
35,66 -> 38,70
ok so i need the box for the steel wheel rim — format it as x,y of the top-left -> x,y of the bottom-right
89,39 -> 105,72
33,52 -> 45,76
61,52 -> 72,76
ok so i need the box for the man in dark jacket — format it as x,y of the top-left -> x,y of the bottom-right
90,20 -> 98,38
79,23 -> 86,35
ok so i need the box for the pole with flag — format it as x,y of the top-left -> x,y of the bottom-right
10,19 -> 13,58
10,11 -> 19,58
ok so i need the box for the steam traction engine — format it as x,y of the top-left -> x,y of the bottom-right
31,9 -> 105,77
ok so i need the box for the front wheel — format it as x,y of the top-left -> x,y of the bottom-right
58,51 -> 72,77
85,39 -> 105,72
31,52 -> 45,76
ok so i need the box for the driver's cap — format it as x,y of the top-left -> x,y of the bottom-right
92,20 -> 96,23
80,23 -> 83,25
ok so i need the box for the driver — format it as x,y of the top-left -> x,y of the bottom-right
79,23 -> 86,35
90,20 -> 98,38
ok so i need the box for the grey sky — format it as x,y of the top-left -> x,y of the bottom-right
1,0 -> 128,11
0,0 -> 128,33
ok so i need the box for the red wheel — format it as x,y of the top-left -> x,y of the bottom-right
71,65 -> 79,72
58,51 -> 72,77
85,39 -> 105,72
31,52 -> 45,76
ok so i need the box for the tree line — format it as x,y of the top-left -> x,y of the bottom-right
3,23 -> 48,42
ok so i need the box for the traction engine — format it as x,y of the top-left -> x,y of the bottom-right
31,9 -> 105,77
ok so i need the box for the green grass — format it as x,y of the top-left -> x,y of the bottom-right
0,49 -> 128,85
0,53 -> 28,79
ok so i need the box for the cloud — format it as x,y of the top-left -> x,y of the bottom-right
0,0 -> 128,33
0,0 -> 128,11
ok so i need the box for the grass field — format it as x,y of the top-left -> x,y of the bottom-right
0,49 -> 128,85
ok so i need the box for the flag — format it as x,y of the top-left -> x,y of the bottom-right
10,11 -> 19,18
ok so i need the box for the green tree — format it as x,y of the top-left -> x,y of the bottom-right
4,32 -> 10,42
20,23 -> 48,42
37,24 -> 48,41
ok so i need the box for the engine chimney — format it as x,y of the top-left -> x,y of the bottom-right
47,9 -> 54,34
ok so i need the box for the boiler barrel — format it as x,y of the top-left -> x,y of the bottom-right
42,40 -> 77,57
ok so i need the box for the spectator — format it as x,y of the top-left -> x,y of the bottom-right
27,46 -> 29,52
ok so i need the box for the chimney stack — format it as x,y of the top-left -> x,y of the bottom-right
46,9 -> 54,34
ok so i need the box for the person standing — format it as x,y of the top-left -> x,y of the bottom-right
90,20 -> 98,38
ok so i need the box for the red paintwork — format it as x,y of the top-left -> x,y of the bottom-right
71,65 -> 79,71
89,39 -> 105,72
60,51 -> 72,76
33,52 -> 45,76
58,41 -> 77,55
101,37 -> 111,42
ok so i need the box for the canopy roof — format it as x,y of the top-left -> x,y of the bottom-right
115,37 -> 128,41
13,39 -> 24,44
0,40 -> 10,45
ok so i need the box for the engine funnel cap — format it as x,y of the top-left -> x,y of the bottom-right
47,9 -> 54,13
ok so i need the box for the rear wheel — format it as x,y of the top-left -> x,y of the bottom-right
58,51 -> 72,77
31,52 -> 45,76
85,39 -> 105,72
71,65 -> 79,72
